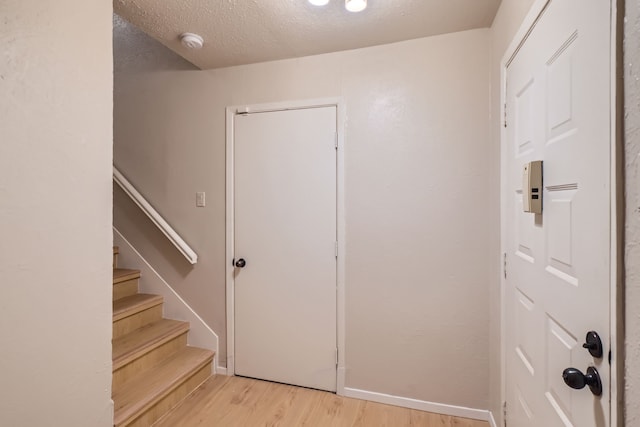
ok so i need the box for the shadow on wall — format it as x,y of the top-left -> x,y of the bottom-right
113,13 -> 199,73
113,183 -> 194,279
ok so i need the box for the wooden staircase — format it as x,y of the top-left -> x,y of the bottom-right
112,247 -> 214,427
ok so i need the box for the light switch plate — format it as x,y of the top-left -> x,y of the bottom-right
196,192 -> 206,207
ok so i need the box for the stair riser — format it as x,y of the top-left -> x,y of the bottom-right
121,363 -> 212,427
113,305 -> 163,340
113,333 -> 188,392
113,278 -> 139,300
112,261 -> 214,427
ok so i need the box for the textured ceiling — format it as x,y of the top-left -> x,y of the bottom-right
114,0 -> 502,70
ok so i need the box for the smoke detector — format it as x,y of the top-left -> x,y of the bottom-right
180,33 -> 204,50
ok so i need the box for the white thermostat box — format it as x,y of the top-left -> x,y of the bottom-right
523,161 -> 543,214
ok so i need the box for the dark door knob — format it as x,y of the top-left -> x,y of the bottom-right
234,258 -> 246,268
562,366 -> 602,396
582,331 -> 603,358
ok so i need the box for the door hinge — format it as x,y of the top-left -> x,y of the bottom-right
503,401 -> 508,427
335,347 -> 339,366
335,241 -> 338,258
334,132 -> 338,149
503,252 -> 508,279
504,103 -> 508,128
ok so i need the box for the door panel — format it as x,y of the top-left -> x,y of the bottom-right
234,106 -> 337,392
505,1 -> 611,426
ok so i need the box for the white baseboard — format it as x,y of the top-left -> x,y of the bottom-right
215,366 -> 228,376
488,411 -> 498,427
342,387 -> 490,422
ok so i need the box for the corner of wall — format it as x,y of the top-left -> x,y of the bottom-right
624,0 -> 640,424
488,410 -> 499,427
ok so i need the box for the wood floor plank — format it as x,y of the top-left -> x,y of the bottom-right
264,382 -> 322,426
213,376 -> 273,425
157,376 -> 490,427
308,392 -> 366,427
406,409 -> 438,426
247,381 -> 317,426
352,400 -> 412,427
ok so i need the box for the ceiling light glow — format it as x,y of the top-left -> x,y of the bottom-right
345,0 -> 366,12
309,0 -> 330,6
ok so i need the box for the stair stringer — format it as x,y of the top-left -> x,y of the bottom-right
113,227 -> 223,374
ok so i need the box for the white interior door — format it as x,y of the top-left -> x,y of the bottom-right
505,1 -> 611,426
234,106 -> 337,392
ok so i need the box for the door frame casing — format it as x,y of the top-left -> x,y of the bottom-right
225,97 -> 347,394
498,0 -> 622,425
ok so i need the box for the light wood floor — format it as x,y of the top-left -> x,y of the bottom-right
154,376 -> 490,427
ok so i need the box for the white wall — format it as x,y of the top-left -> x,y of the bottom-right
113,1 -> 640,419
488,0 -> 535,424
114,25 -> 493,410
625,0 -> 640,424
0,1 -> 113,426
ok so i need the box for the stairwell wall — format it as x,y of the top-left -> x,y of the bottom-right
114,19 -> 493,410
0,1 -> 114,426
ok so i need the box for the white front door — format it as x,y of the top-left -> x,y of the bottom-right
505,1 -> 612,426
233,106 -> 337,392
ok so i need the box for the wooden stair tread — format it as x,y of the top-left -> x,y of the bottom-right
113,347 -> 214,427
153,375 -> 230,427
113,294 -> 163,322
113,319 -> 189,371
113,268 -> 140,284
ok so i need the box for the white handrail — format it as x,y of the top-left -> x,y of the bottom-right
113,166 -> 198,264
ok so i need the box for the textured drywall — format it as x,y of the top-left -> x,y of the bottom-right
625,0 -> 640,424
113,14 -> 197,73
0,1 -> 113,426
114,0 -> 500,69
488,0 -> 535,424
114,28 -> 493,410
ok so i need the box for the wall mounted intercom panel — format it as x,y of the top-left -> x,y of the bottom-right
523,161 -> 543,214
